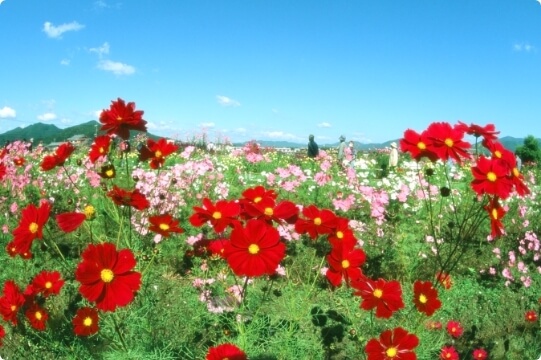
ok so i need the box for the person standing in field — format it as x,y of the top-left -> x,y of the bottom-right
389,142 -> 399,169
337,135 -> 346,167
347,140 -> 357,168
307,134 -> 319,158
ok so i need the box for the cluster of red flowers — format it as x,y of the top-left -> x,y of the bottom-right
0,270 -> 65,332
400,121 -> 530,238
40,142 -> 75,171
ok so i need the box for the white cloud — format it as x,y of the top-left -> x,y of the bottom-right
262,131 -> 297,140
97,60 -> 135,75
216,95 -> 240,107
37,112 -> 57,121
0,106 -> 16,118
93,110 -> 103,119
317,122 -> 332,128
94,0 -> 108,8
89,42 -> 110,57
200,122 -> 215,128
513,42 -> 535,52
235,127 -> 247,134
60,59 -> 71,66
43,21 -> 85,39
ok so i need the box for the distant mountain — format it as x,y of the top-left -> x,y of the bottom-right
0,121 -> 160,145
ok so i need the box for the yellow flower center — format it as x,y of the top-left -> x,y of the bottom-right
373,288 -> 383,298
248,244 -> 260,254
10,305 -> 16,311
100,269 -> 114,283
487,172 -> 497,182
264,207 -> 274,216
452,327 -> 457,333
512,168 -> 519,177
494,150 -> 502,158
155,150 -> 162,158
386,347 -> 397,357
419,294 -> 428,304
83,317 -> 93,327
45,281 -> 52,289
35,311 -> 42,320
417,142 -> 426,150
341,260 -> 350,269
29,222 -> 39,234
254,196 -> 262,203
99,147 -> 104,153
84,205 -> 95,220
106,169 -> 114,177
159,223 -> 170,231
491,208 -> 498,220
336,231 -> 344,239
445,138 -> 454,147
314,217 -> 322,226
212,211 -> 222,220
116,116 -> 123,121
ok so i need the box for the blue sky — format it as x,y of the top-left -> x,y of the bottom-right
1,0 -> 540,145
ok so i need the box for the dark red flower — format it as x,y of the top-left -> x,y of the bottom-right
426,122 -> 471,164
73,307 -> 99,336
471,156 -> 514,199
400,128 -> 438,162
40,142 -> 75,171
107,185 -> 150,210
446,320 -> 464,338
148,214 -> 184,237
139,138 -> 179,169
25,303 -> 49,331
206,343 -> 247,360
99,98 -> 147,140
365,327 -> 419,360
223,219 -> 285,277
325,244 -> 366,287
13,157 -> 25,166
31,270 -> 65,297
456,121 -> 500,142
240,196 -> 298,224
241,185 -> 277,203
440,346 -> 459,360
189,198 -> 241,233
294,205 -> 338,240
413,280 -> 441,316
0,280 -> 25,325
525,310 -> 538,322
510,165 -> 530,197
88,135 -> 111,163
56,212 -> 87,233
435,272 -> 452,290
473,348 -> 488,360
352,277 -> 405,319
75,242 -> 142,312
0,163 -> 6,181
328,217 -> 357,249
11,202 -> 51,257
208,239 -> 229,259
484,196 -> 506,238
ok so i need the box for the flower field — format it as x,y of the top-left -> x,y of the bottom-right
0,99 -> 540,359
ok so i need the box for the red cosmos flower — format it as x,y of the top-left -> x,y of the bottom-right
435,272 -> 452,290
25,303 -> 49,331
295,205 -> 338,240
365,327 -> 419,360
41,142 -> 76,171
328,217 -> 357,249
205,343 -> 247,360
525,310 -> 538,322
31,270 -> 65,298
483,140 -> 514,166
471,156 -> 514,199
148,214 -> 184,237
107,185 -> 150,210
440,346 -> 459,360
446,320 -> 464,338
413,280 -> 441,316
0,163 -> 6,181
190,198 -> 241,233
73,307 -> 99,336
75,242 -> 142,312
208,239 -> 229,259
56,212 -> 87,233
88,135 -> 111,163
484,196 -> 506,238
351,277 -> 405,319
0,147 -> 7,159
325,244 -> 366,287
13,157 -> 25,166
240,197 -> 298,224
223,219 -> 286,277
473,348 -> 488,360
138,138 -> 179,169
241,185 -> 277,203
510,165 -> 530,197
11,201 -> 51,257
426,122 -> 471,164
99,98 -> 147,140
400,128 -> 438,162
456,121 -> 500,142
0,280 -> 25,325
